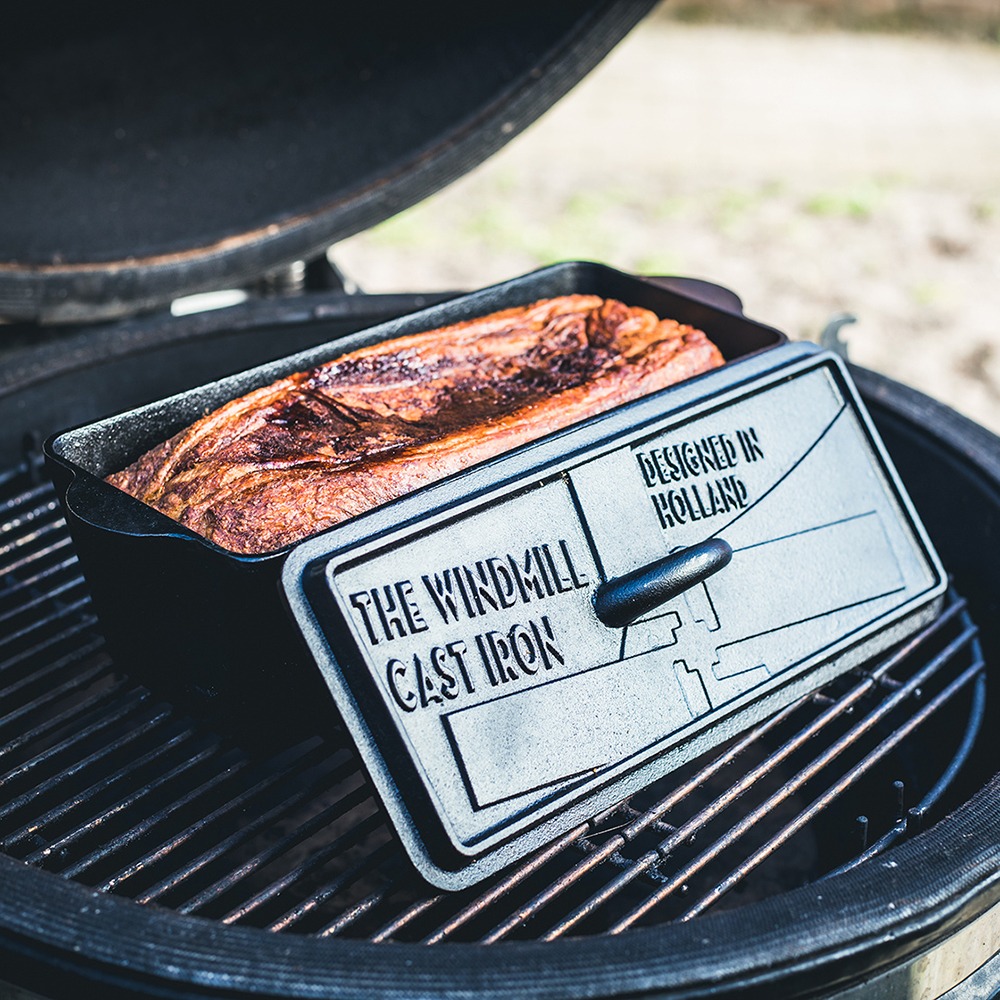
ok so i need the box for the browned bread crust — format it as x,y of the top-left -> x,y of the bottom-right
107,295 -> 724,554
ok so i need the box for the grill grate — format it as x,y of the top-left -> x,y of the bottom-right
0,461 -> 986,943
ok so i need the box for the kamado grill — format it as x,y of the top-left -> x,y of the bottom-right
0,4 -> 998,999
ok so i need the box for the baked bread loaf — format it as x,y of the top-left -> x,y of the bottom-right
107,295 -> 724,554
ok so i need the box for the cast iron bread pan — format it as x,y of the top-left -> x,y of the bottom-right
45,262 -> 785,749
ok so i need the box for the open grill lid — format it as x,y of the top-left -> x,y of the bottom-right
0,1 -> 655,324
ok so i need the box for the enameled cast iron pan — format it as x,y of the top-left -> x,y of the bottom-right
45,263 -> 784,748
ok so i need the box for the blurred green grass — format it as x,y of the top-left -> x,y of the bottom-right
657,0 -> 1000,42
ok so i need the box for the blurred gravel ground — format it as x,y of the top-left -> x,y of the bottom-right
334,11 -> 1000,433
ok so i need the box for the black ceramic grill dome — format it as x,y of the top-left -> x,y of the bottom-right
0,1 -> 655,322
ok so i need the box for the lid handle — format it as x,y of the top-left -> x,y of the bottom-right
593,538 -> 733,628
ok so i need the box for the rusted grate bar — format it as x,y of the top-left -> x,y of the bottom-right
0,503 -> 67,565
0,593 -> 95,660
0,537 -> 75,588
0,684 -> 149,802
0,698 -> 173,831
60,746 -> 249,881
96,740 -> 327,894
0,648 -> 110,735
303,843 -> 404,937
5,725 -> 208,854
177,781 -> 371,916
316,870 -> 398,938
21,736 -> 224,866
0,557 -> 80,612
671,663 -> 985,925
222,811 -> 385,927
0,483 -> 60,519
0,612 -> 101,681
133,750 -> 359,905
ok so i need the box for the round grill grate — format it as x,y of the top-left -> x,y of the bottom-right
0,459 -> 986,944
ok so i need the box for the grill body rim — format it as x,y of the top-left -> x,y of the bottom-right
0,773 -> 997,1000
0,367 -> 997,999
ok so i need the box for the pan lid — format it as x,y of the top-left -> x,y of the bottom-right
0,1 -> 654,324
281,341 -> 946,888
